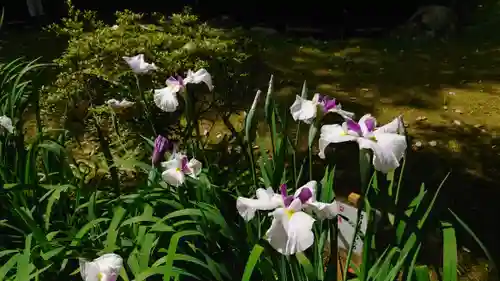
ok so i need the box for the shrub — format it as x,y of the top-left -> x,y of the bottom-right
44,2 -> 254,141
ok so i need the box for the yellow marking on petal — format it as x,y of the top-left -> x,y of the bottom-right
176,168 -> 181,172
97,272 -> 103,281
284,208 -> 295,219
340,131 -> 347,136
369,136 -> 377,142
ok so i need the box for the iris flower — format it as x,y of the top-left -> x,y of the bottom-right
153,69 -> 213,113
151,135 -> 173,166
105,99 -> 135,112
79,253 -> 123,281
122,54 -> 158,74
318,114 -> 407,173
237,181 -> 337,255
290,93 -> 354,124
0,116 -> 14,134
161,152 -> 202,187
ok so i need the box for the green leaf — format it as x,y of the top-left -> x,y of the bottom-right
71,218 -> 110,246
383,234 -> 420,281
441,221 -> 457,281
395,183 -> 426,243
153,253 -> 223,281
0,250 -> 19,259
405,243 -> 422,281
320,165 -> 335,203
163,230 -> 204,281
296,252 -> 316,281
418,173 -> 450,229
138,233 -> 157,271
16,234 -> 32,281
241,244 -> 264,281
41,246 -> 65,260
449,208 -> 497,275
104,206 -> 127,253
307,122 -> 318,148
301,80 -> 308,99
372,247 -> 399,280
264,75 -> 274,125
0,253 -> 19,281
121,215 -> 159,227
414,265 -> 431,281
13,206 -> 49,250
44,185 -> 69,230
134,265 -> 201,280
28,263 -> 52,280
244,90 -> 261,145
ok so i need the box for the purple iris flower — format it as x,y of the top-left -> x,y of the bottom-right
166,75 -> 185,88
346,117 -> 376,136
280,184 -> 313,207
317,95 -> 339,113
151,135 -> 173,166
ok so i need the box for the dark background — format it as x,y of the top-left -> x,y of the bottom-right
1,0 -> 484,36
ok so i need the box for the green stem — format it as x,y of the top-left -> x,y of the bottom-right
134,75 -> 156,136
309,147 -> 313,181
184,87 -> 208,165
343,149 -> 373,281
248,142 -> 258,189
94,116 -> 120,196
394,157 -> 407,206
292,123 -> 300,187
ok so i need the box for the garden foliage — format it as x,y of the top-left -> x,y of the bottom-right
44,2 -> 254,139
0,4 -> 496,281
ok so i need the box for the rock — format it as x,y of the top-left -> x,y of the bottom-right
429,140 -> 437,147
453,120 -> 461,126
413,141 -> 423,151
416,116 -> 427,122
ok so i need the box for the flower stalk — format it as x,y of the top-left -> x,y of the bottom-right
134,74 -> 157,136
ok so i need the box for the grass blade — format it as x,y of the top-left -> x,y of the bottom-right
163,230 -> 204,281
104,206 -> 127,253
441,221 -> 457,281
241,244 -> 265,281
448,208 -> 497,276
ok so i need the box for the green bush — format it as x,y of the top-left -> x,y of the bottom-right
44,3 -> 253,138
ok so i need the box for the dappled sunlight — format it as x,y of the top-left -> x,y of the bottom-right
291,56 -> 308,63
317,83 -> 340,92
275,86 -> 296,98
246,32 -> 500,262
311,68 -> 343,77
